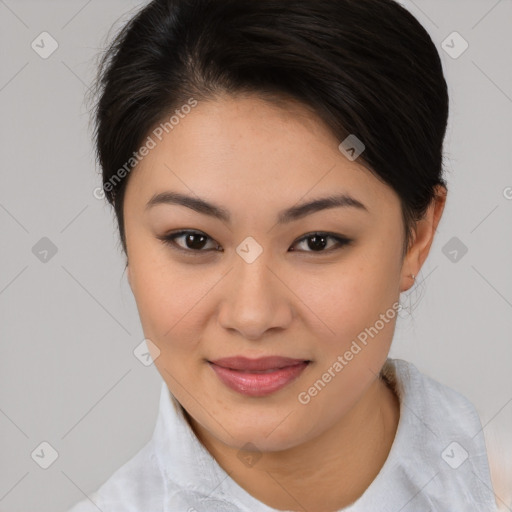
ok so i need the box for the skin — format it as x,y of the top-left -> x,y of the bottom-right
123,93 -> 446,511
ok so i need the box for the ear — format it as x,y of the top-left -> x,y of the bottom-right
400,184 -> 447,292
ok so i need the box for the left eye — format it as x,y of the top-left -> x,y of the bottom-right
158,230 -> 352,255
291,232 -> 352,253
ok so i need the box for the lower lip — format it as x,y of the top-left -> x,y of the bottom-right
209,362 -> 309,397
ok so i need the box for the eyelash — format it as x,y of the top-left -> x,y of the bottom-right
157,230 -> 352,256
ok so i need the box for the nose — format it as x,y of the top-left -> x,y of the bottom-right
217,251 -> 293,341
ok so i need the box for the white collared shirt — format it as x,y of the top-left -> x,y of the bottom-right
67,359 -> 498,511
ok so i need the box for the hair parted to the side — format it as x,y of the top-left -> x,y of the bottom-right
90,0 -> 449,258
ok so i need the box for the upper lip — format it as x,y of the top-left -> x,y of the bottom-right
209,356 -> 310,371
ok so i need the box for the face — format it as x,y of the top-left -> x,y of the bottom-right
123,93 -> 407,452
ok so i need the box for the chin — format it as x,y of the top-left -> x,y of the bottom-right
230,431 -> 303,453
211,413 -> 311,453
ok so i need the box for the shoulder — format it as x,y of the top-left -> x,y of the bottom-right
381,358 -> 498,510
385,358 -> 483,438
65,439 -> 165,512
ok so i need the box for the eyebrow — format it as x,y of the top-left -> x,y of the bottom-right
145,191 -> 369,224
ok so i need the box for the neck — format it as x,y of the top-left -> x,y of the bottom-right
187,376 -> 400,512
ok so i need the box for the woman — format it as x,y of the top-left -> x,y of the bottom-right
69,0 -> 498,510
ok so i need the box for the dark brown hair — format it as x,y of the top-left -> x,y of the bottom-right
91,0 -> 449,257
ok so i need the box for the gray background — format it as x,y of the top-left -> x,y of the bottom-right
0,1 -> 511,511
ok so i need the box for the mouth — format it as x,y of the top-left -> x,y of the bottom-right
208,356 -> 312,397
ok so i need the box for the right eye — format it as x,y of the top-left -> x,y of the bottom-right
157,230 -> 222,255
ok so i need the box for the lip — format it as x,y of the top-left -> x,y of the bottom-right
208,356 -> 311,397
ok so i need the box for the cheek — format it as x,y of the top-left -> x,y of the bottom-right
295,259 -> 399,341
289,242 -> 402,373
128,250 -> 211,352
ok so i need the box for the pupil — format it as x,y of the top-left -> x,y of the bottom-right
308,235 -> 327,251
187,234 -> 207,250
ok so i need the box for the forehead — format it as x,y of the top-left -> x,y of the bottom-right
124,94 -> 398,218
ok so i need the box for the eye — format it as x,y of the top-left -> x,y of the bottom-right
157,230 -> 352,255
157,230 -> 221,255
290,232 -> 352,253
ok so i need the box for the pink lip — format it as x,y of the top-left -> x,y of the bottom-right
208,356 -> 310,397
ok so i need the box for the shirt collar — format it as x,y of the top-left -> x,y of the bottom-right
152,380 -> 226,491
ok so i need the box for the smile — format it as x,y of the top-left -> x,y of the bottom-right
208,356 -> 311,397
